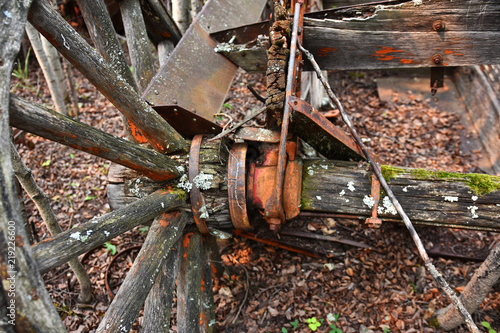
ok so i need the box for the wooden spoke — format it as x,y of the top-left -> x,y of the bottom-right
32,189 -> 186,273
9,95 -> 182,181
201,235 -> 217,333
28,0 -> 188,154
139,0 -> 182,44
97,211 -> 188,333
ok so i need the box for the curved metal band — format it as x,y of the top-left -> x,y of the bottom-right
189,134 -> 209,234
228,142 -> 252,230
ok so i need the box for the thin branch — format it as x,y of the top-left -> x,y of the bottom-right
208,106 -> 266,142
298,41 -> 479,333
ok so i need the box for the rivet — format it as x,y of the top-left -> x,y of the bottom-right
154,90 -> 159,95
432,54 -> 443,65
172,99 -> 178,104
433,20 -> 445,31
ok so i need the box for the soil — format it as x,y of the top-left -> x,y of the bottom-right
10,55 -> 500,333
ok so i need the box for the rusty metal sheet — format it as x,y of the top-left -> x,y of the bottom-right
210,21 -> 270,44
288,96 -> 365,161
153,105 -> 222,137
143,0 -> 268,123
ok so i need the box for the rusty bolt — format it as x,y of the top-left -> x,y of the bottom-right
432,20 -> 445,31
432,54 -> 443,65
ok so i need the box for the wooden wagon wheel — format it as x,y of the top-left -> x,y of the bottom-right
2,0 -> 500,332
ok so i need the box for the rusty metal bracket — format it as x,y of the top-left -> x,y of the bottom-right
228,142 -> 252,230
365,164 -> 382,228
153,105 -> 222,137
189,135 -> 209,234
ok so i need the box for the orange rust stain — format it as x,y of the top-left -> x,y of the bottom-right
162,31 -> 172,38
183,252 -> 187,258
400,59 -> 413,64
200,313 -> 204,325
201,277 -> 205,291
211,264 -> 218,275
72,135 -> 77,138
377,55 -> 395,61
127,120 -> 148,143
444,50 -> 454,55
158,218 -> 170,227
183,232 -> 193,248
317,47 -> 336,57
372,47 -> 404,62
454,53 -> 463,56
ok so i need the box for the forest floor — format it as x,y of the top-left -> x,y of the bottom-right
10,60 -> 500,333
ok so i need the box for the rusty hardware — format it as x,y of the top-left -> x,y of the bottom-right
288,96 -> 365,161
153,105 -> 222,137
189,135 -> 209,234
432,53 -> 443,65
265,2 -> 304,231
365,165 -> 382,228
430,66 -> 445,96
228,142 -> 252,230
248,141 -> 302,222
432,20 -> 445,31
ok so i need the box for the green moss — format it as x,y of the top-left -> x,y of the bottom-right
428,317 -> 440,328
300,193 -> 313,210
169,188 -> 187,201
380,165 -> 500,195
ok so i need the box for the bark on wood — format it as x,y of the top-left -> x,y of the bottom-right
41,35 -> 68,100
96,211 -> 188,333
32,189 -> 186,273
61,58 -> 79,117
139,0 -> 182,45
0,1 -> 67,331
201,235 -> 216,333
434,241 -> 500,330
120,0 -> 156,92
28,0 -> 188,154
177,231 -> 203,333
25,22 -> 67,115
143,239 -> 180,333
9,94 -> 182,181
10,143 -> 92,303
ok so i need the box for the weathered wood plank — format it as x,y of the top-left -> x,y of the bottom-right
32,189 -> 186,273
0,1 -> 67,331
28,0 -> 188,154
96,212 -> 188,333
139,0 -> 182,45
143,239 -> 180,333
201,235 -> 216,333
301,160 -> 500,231
177,231 -> 203,333
9,95 -> 182,181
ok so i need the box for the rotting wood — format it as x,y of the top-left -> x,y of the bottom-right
177,231 -> 203,333
96,211 -> 188,333
28,0 -> 188,154
32,189 -> 186,273
143,239 -> 180,333
120,0 -> 156,92
10,143 -> 92,303
0,1 -> 67,331
9,94 -> 182,181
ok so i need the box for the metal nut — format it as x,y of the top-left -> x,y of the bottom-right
433,20 -> 445,31
432,54 -> 443,65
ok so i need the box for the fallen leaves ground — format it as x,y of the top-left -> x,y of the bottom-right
11,62 -> 499,333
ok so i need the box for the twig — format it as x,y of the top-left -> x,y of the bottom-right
280,229 -> 371,249
298,41 -> 479,333
208,106 -> 266,142
247,84 -> 266,103
232,259 -> 249,324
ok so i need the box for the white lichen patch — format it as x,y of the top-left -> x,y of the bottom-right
363,195 -> 375,208
161,202 -> 165,208
413,0 -> 422,6
347,181 -> 355,192
104,231 -> 110,237
86,230 -> 93,236
70,232 -> 81,241
177,174 -> 192,192
199,205 -> 209,219
308,166 -> 314,176
443,196 -> 458,202
316,196 -> 322,201
467,205 -> 479,219
193,172 -> 213,190
339,190 -> 345,196
320,164 -> 328,170
128,178 -> 146,198
403,187 -> 408,192
471,196 -> 478,201
378,196 -> 397,215
176,165 -> 186,174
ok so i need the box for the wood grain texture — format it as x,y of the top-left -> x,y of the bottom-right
28,0 -> 188,154
9,95 -> 182,181
139,0 -> 182,44
32,189 -> 185,273
97,212 -> 188,333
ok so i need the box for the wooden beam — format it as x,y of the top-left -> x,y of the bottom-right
32,189 -> 185,273
9,95 -> 182,181
28,0 -> 188,154
139,0 -> 182,45
96,212 -> 188,333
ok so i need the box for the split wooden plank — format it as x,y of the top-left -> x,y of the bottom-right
28,0 -> 188,154
0,1 -> 67,331
96,211 -> 188,333
9,95 -> 182,181
32,189 -> 185,273
143,0 -> 268,123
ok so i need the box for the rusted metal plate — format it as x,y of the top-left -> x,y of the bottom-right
189,135 -> 209,234
210,21 -> 270,44
228,143 -> 252,230
152,105 -> 222,137
283,159 -> 302,220
143,0 -> 268,123
288,96 -> 364,161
